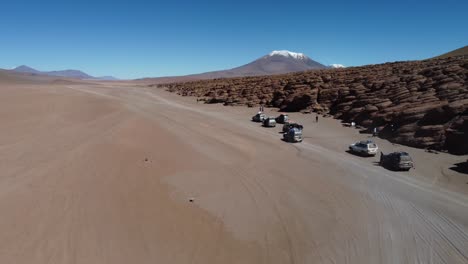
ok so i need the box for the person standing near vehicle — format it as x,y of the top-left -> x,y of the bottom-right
373,127 -> 378,137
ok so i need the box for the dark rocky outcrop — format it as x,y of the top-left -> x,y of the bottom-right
154,57 -> 468,154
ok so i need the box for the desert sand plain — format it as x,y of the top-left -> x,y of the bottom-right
0,71 -> 467,263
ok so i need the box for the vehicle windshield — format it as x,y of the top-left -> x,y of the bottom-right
368,143 -> 377,148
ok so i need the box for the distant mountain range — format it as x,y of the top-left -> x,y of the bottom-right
8,51 -> 343,82
142,50 -> 342,83
10,65 -> 118,80
6,46 -> 467,83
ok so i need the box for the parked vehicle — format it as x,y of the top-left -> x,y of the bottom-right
283,127 -> 303,142
282,122 -> 303,133
252,112 -> 266,122
379,152 -> 414,171
349,140 -> 379,156
275,114 -> 289,124
262,117 -> 277,127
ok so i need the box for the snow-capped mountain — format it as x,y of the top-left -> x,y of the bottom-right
330,64 -> 345,68
141,50 -> 328,83
158,50 -> 325,80
268,50 -> 307,60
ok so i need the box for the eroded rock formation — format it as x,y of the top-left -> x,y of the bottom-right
154,57 -> 468,154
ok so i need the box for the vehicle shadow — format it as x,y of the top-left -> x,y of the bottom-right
345,149 -> 375,158
374,161 -> 414,172
280,138 -> 300,144
449,161 -> 468,175
372,161 -> 399,171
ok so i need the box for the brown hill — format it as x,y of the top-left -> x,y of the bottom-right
156,57 -> 468,154
435,45 -> 468,59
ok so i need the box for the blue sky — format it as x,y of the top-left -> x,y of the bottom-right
1,0 -> 467,79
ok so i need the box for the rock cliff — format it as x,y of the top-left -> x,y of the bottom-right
155,57 -> 468,154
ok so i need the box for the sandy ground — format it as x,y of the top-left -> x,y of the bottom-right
1,73 -> 468,264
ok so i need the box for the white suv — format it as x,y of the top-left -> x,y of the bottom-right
349,140 -> 379,156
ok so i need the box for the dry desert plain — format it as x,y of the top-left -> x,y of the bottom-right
0,71 -> 468,264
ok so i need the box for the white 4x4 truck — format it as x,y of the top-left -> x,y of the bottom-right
349,140 -> 379,156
